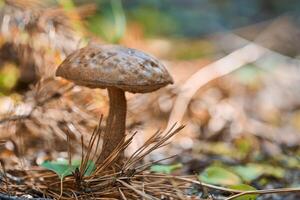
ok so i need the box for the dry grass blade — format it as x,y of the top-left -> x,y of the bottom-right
118,187 -> 127,200
93,134 -> 133,174
1,117 -> 190,199
134,155 -> 178,173
123,129 -> 161,167
117,179 -> 159,200
0,80 -> 74,125
80,115 -> 103,177
123,124 -> 184,170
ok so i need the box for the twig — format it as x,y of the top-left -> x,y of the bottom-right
225,187 -> 300,200
167,16 -> 295,129
117,179 -> 159,200
144,175 -> 300,199
167,42 -> 268,130
161,175 -> 242,193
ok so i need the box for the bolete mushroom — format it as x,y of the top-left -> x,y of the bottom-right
56,44 -> 173,162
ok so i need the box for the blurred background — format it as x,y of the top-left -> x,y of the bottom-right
88,0 -> 300,38
0,0 -> 299,199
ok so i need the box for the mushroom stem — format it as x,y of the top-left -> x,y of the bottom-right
100,87 -> 127,162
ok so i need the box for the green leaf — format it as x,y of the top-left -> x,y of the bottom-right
40,159 -> 95,179
229,184 -> 258,200
150,163 -> 182,174
41,160 -> 76,179
232,163 -> 285,182
198,166 -> 242,186
232,164 -> 264,182
262,165 -> 285,179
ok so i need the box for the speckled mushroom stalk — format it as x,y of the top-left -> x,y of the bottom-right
101,87 -> 127,161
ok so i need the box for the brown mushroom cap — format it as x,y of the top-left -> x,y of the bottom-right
56,44 -> 173,93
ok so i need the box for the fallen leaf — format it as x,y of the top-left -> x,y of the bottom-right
198,166 -> 242,186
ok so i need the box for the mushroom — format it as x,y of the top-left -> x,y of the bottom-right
56,44 -> 173,162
